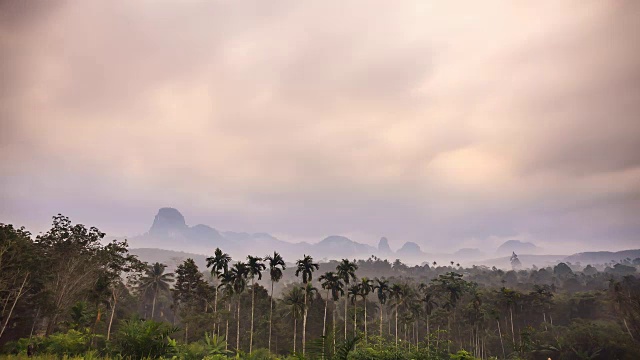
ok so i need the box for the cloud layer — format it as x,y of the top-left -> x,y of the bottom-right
1,0 -> 639,252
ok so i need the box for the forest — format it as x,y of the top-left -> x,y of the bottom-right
1,216 -> 639,360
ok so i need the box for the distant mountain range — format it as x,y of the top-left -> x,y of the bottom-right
128,208 -> 639,266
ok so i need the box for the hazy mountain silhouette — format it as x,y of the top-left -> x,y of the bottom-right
131,208 -> 377,260
496,240 -> 541,255
129,208 -> 638,267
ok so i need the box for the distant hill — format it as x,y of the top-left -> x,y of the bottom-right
130,248 -> 210,271
564,249 -> 640,265
496,240 -> 541,255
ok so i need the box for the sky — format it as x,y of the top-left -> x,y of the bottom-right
1,0 -> 639,253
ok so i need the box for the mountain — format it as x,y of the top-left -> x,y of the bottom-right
378,237 -> 392,253
496,240 -> 541,255
312,236 -> 377,260
395,241 -> 429,263
563,249 -> 640,265
130,208 -> 378,261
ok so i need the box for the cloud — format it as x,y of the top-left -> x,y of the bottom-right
1,0 -> 639,253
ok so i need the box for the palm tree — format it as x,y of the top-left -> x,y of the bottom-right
389,283 -> 406,347
373,278 -> 389,339
217,271 -> 235,351
419,284 -> 438,348
231,261 -> 249,352
295,254 -> 319,355
246,255 -> 265,354
336,259 -> 358,340
358,277 -> 373,342
348,284 -> 360,338
320,271 -> 344,354
283,286 -> 305,354
138,262 -> 174,319
206,248 -> 231,335
264,252 -> 286,352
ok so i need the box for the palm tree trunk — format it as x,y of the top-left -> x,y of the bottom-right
323,290 -> 329,337
332,300 -> 336,354
225,302 -> 230,351
415,320 -> 418,349
151,286 -> 157,319
323,290 -> 329,360
353,299 -> 357,350
250,279 -> 255,354
426,315 -> 430,349
214,286 -> 218,336
363,298 -> 367,342
236,296 -> 241,352
395,303 -> 399,347
293,318 -> 297,353
269,280 -> 274,352
303,288 -> 308,355
379,304 -> 383,338
353,299 -> 357,337
344,297 -> 348,340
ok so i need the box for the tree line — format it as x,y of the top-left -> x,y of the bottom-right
1,216 -> 639,359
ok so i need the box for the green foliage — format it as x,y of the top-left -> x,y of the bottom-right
449,350 -> 478,360
114,318 -> 179,359
172,333 -> 232,360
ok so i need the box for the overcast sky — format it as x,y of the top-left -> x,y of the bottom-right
1,1 -> 639,253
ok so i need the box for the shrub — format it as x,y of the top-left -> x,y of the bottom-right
113,318 -> 179,359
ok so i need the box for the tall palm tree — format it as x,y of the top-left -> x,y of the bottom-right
206,248 -> 231,335
217,271 -> 235,351
138,262 -> 174,319
389,283 -> 406,347
231,261 -> 249,352
246,255 -> 265,354
348,284 -> 360,338
295,254 -> 319,355
419,284 -> 438,348
358,277 -> 373,342
283,286 -> 305,354
336,259 -> 358,340
264,252 -> 286,352
373,278 -> 389,339
320,271 -> 344,354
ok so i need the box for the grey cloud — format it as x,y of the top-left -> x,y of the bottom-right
1,0 -> 639,254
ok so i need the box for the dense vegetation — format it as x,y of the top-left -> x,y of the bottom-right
1,216 -> 639,359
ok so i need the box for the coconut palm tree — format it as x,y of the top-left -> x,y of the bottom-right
138,262 -> 174,319
283,286 -> 305,354
231,261 -> 249,352
295,254 -> 319,355
373,278 -> 389,339
206,248 -> 231,335
264,251 -> 286,352
336,259 -> 358,340
246,255 -> 265,354
358,277 -> 373,342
